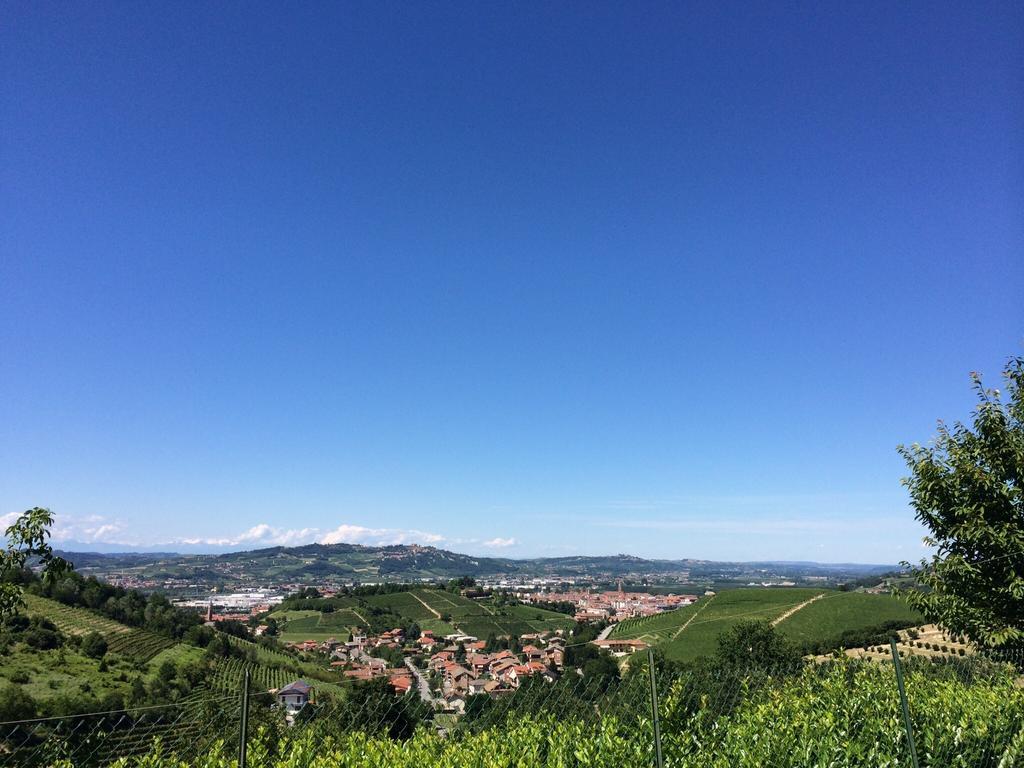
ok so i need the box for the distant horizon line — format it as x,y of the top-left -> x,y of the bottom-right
48,539 -> 901,569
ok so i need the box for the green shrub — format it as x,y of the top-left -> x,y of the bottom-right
99,659 -> 1024,768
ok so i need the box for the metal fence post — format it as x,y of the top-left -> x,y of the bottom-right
647,648 -> 665,768
889,638 -> 920,768
239,668 -> 250,768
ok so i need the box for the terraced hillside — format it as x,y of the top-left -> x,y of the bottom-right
5,597 -> 197,704
23,594 -> 176,662
12,594 -> 342,705
23,594 -> 135,636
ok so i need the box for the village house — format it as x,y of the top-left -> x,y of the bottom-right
389,671 -> 414,695
590,638 -> 650,656
276,680 -> 312,714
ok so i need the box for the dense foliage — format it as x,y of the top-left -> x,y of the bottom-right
0,508 -> 72,616
60,657 -> 1023,768
899,358 -> 1024,647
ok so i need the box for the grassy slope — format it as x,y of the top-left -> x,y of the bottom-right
609,601 -> 704,643
362,592 -> 437,622
649,588 -> 825,662
617,588 -> 923,663
774,592 -> 922,647
14,594 -> 337,703
23,594 -> 134,636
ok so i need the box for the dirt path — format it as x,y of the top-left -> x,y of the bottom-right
350,608 -> 370,625
411,592 -> 442,619
772,593 -> 825,626
671,595 -> 715,640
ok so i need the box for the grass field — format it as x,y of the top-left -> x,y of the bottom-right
774,592 -> 922,647
614,588 -> 825,662
362,592 -> 438,622
276,609 -> 366,642
418,618 -> 457,636
613,588 -> 924,663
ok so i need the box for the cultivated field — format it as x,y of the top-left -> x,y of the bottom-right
23,594 -> 176,662
611,588 -> 925,662
23,594 -> 134,637
775,591 -> 922,648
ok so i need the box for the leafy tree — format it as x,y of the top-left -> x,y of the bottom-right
1,508 -> 72,616
898,358 -> 1024,647
80,631 -> 108,659
24,624 -> 63,650
0,682 -> 36,721
715,620 -> 802,670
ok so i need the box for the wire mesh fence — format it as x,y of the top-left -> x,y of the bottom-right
2,647 -> 1022,767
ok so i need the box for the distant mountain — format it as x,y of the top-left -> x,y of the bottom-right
54,541 -> 897,585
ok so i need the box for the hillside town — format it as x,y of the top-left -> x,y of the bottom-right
274,624 -> 648,714
521,583 -> 699,622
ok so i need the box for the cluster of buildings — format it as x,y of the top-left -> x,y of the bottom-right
277,624 -> 576,713
522,584 -> 698,623
426,632 -> 565,704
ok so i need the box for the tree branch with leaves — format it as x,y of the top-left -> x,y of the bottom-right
898,358 -> 1024,648
1,507 -> 73,616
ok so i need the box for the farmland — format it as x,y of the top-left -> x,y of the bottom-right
273,609 -> 368,642
775,591 -> 922,649
6,592 -> 339,709
22,594 -> 134,638
401,590 -> 574,638
611,588 -> 921,662
362,591 -> 437,622
22,594 -> 176,662
273,588 -> 574,642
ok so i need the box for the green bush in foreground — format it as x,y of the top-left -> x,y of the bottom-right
50,659 -> 1024,768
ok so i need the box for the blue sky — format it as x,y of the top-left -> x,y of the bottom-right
2,2 -> 1021,563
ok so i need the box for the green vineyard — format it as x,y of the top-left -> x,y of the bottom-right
208,657 -> 295,694
106,628 -> 176,662
22,594 -> 134,637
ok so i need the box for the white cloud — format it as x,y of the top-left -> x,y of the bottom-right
7,510 -> 446,552
320,524 -> 444,546
44,513 -> 133,544
482,537 -> 517,548
176,524 -> 321,548
177,522 -> 445,549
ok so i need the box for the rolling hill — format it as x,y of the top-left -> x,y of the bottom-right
270,587 -> 575,641
7,594 -> 342,711
610,588 -> 923,662
57,543 -> 899,587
